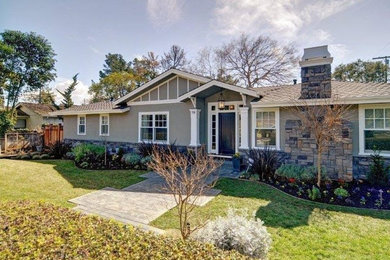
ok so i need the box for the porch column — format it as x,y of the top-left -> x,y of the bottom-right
239,107 -> 249,150
189,109 -> 201,147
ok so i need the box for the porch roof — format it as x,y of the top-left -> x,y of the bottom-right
178,80 -> 259,101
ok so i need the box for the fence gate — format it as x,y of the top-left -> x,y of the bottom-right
43,124 -> 64,147
4,132 -> 43,152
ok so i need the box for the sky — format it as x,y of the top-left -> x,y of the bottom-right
1,0 -> 390,104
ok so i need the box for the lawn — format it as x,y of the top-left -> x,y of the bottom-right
0,159 -> 145,207
152,179 -> 390,260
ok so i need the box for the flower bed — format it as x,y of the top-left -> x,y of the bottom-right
0,200 -> 246,259
264,178 -> 390,210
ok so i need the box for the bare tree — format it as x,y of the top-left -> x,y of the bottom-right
190,47 -> 238,85
160,45 -> 189,71
292,99 -> 351,187
148,147 -> 222,240
220,34 -> 298,88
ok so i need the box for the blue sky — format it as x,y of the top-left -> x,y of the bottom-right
1,0 -> 390,104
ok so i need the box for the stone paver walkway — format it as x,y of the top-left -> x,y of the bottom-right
70,171 -> 222,234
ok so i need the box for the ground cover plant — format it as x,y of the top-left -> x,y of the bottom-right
152,178 -> 390,259
0,159 -> 145,207
0,200 -> 246,259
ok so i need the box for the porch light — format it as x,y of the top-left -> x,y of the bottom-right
218,92 -> 225,110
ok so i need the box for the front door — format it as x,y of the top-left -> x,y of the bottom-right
218,112 -> 235,155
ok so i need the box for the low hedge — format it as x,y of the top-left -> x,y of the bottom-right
0,201 -> 246,259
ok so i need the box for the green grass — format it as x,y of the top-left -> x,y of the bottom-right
152,179 -> 390,260
0,159 -> 145,207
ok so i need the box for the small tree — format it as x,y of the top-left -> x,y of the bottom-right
148,146 -> 222,240
293,100 -> 351,187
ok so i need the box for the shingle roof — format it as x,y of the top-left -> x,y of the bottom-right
50,101 -> 130,115
251,81 -> 390,105
18,102 -> 57,116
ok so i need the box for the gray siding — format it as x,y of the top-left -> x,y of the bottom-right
64,101 -> 193,146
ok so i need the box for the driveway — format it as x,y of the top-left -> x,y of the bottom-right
70,171 -> 222,234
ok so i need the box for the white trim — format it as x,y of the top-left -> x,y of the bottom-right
358,103 -> 390,157
251,107 -> 280,150
251,97 -> 390,108
207,101 -> 243,154
239,107 -> 249,149
189,109 -> 201,147
50,107 -> 130,116
114,69 -> 210,105
138,111 -> 169,144
128,100 -> 182,106
77,115 -> 86,135
179,80 -> 259,102
99,114 -> 110,136
130,76 -> 176,103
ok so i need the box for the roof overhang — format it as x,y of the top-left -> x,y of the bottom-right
49,107 -> 131,116
178,80 -> 259,102
113,69 -> 210,106
251,96 -> 390,108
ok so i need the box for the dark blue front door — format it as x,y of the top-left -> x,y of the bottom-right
219,112 -> 235,155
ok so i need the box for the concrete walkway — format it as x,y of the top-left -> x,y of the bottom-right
70,171 -> 223,234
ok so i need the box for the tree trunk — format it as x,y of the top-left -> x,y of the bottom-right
317,150 -> 322,187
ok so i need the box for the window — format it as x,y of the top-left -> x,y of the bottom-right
100,114 -> 109,136
77,115 -> 86,135
139,112 -> 168,143
15,119 -> 26,129
253,108 -> 279,149
361,106 -> 390,153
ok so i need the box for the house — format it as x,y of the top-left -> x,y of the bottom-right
52,45 -> 390,180
15,102 -> 62,130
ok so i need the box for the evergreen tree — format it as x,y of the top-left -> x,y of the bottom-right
57,73 -> 78,108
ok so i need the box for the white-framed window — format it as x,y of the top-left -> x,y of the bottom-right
77,115 -> 86,135
252,108 -> 280,149
138,112 -> 169,143
99,114 -> 109,136
359,104 -> 390,155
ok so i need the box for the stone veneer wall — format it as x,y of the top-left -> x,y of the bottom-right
300,64 -> 331,99
353,155 -> 390,179
283,119 -> 353,180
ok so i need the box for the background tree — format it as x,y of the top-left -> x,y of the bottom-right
24,86 -> 57,106
333,59 -> 388,83
219,34 -> 298,88
148,146 -> 221,240
0,110 -> 14,137
160,45 -> 188,71
89,71 -> 137,102
57,73 -> 78,108
0,30 -> 56,115
99,53 -> 131,79
292,100 -> 351,187
132,52 -> 161,83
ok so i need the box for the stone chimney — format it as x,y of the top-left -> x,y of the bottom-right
299,45 -> 333,99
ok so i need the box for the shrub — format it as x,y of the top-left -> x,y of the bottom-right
140,155 -> 152,169
80,161 -> 89,169
32,155 -> 41,160
122,153 -> 141,168
367,150 -> 390,186
49,141 -> 72,159
0,110 -> 14,137
276,164 -> 328,182
194,209 -> 271,259
20,154 -> 31,160
72,143 -> 105,163
65,151 -> 75,160
40,154 -> 50,160
0,201 -> 245,259
307,185 -> 321,201
247,147 -> 280,180
334,187 -> 350,199
137,141 -> 155,157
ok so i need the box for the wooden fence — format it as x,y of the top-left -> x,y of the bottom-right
4,132 -> 43,152
43,124 -> 63,147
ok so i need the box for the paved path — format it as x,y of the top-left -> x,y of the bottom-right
70,170 -> 224,234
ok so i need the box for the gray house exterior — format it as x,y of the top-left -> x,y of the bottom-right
52,46 -> 390,180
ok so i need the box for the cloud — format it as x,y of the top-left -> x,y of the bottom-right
53,77 -> 91,105
329,44 -> 350,65
146,0 -> 183,27
89,46 -> 102,55
212,0 -> 360,39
